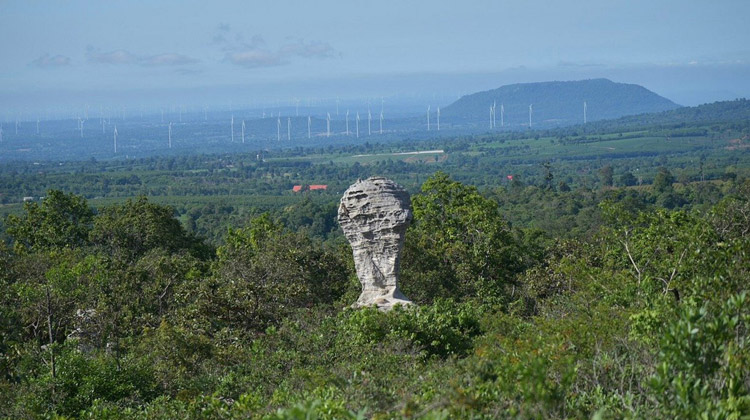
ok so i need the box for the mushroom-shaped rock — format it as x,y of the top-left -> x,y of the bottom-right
338,177 -> 413,310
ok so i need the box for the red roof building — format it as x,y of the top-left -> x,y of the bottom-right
292,185 -> 328,192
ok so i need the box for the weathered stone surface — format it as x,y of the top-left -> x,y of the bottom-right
338,177 -> 413,310
66,309 -> 99,352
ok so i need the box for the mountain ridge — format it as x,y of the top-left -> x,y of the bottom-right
442,78 -> 680,127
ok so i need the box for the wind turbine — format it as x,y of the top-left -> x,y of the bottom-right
529,104 -> 533,128
583,101 -> 587,124
326,113 -> 331,137
345,110 -> 350,135
113,125 -> 118,153
437,107 -> 440,131
287,117 -> 291,141
379,111 -> 383,134
168,122 -> 172,148
336,96 -> 340,116
356,112 -> 360,138
489,106 -> 494,129
307,116 -> 311,139
241,120 -> 246,143
492,101 -> 497,128
277,115 -> 281,141
79,118 -> 84,138
231,115 -> 234,142
427,106 -> 431,131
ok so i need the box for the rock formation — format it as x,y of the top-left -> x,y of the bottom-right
66,309 -> 100,352
338,177 -> 413,310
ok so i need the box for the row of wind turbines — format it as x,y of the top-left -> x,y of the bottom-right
235,109 -> 387,144
107,109 -> 391,154
485,101 -> 588,129
2,100 -> 591,154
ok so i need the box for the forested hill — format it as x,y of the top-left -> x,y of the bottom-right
441,78 -> 680,126
586,98 -> 750,131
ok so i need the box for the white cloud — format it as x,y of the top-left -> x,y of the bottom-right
213,26 -> 337,69
224,49 -> 285,68
142,53 -> 199,66
280,40 -> 335,59
31,53 -> 71,68
86,47 -> 199,66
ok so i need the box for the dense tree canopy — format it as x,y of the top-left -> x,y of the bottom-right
401,171 -> 524,304
91,196 -> 212,261
6,190 -> 93,252
1,174 -> 750,419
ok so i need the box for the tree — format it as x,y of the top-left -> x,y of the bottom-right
652,167 -> 675,193
185,214 -> 350,334
401,172 -> 524,304
543,161 -> 554,190
557,181 -> 571,192
650,292 -> 750,419
599,165 -> 614,187
6,190 -> 93,252
619,172 -> 637,187
90,196 -> 211,261
12,250 -> 102,379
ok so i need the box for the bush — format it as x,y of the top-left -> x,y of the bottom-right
14,343 -> 157,418
341,299 -> 482,358
649,291 -> 750,418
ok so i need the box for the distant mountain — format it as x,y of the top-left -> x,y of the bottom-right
441,78 -> 680,127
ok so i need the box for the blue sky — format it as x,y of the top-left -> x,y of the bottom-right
1,0 -> 749,114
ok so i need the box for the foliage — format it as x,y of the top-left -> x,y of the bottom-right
91,196 -> 212,261
401,171 -> 525,304
341,299 -> 481,358
2,173 -> 750,418
182,214 -> 351,335
6,190 -> 93,251
650,292 -> 750,419
12,343 -> 158,418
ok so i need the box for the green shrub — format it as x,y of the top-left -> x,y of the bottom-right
16,343 -> 157,418
649,291 -> 750,419
341,299 -> 481,358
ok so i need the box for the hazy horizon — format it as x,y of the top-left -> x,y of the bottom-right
2,0 -> 749,117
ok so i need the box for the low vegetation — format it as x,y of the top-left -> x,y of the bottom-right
1,170 -> 750,418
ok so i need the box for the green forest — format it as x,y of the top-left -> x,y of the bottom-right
1,99 -> 750,419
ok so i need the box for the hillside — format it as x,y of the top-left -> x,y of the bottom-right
441,78 -> 680,127
592,97 -> 750,129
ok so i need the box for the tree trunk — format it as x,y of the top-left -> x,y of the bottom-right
45,284 -> 55,378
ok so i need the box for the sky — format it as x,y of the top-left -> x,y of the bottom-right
1,0 -> 749,116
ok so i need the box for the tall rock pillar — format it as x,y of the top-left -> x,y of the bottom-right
338,177 -> 413,310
